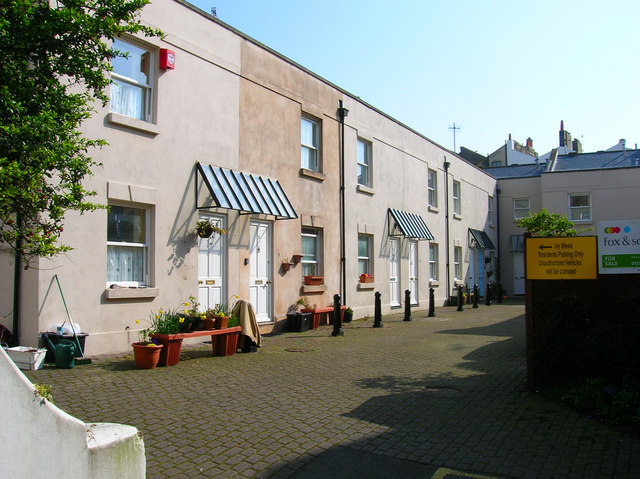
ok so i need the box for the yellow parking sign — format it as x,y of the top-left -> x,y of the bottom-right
526,236 -> 597,280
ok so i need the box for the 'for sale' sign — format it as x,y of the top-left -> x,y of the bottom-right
598,220 -> 640,274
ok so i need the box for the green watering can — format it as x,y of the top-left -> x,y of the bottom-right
42,334 -> 76,369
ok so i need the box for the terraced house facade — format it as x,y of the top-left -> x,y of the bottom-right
1,0 -> 497,355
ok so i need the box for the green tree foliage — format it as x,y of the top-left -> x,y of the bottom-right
0,0 -> 160,263
517,208 -> 577,237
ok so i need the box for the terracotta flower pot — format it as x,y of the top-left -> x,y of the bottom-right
203,317 -> 215,330
214,315 -> 229,329
132,342 -> 163,369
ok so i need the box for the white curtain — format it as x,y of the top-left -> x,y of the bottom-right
110,80 -> 145,120
107,245 -> 145,283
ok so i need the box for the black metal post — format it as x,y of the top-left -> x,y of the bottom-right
403,290 -> 411,321
331,294 -> 343,336
486,282 -> 491,306
457,285 -> 463,311
373,291 -> 382,328
428,287 -> 435,317
497,283 -> 503,304
473,284 -> 479,309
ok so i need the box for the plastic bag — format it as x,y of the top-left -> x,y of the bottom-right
48,322 -> 82,334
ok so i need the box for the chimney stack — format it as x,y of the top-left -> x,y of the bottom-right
559,120 -> 572,147
526,137 -> 533,148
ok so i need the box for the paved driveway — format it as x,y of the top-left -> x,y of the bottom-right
25,301 -> 640,478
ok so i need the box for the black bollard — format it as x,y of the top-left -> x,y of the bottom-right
473,284 -> 479,309
497,283 -> 503,304
403,290 -> 411,321
457,285 -> 463,311
428,287 -> 435,317
331,294 -> 343,336
486,282 -> 491,306
373,291 -> 383,328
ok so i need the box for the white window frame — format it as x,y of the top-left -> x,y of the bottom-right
429,243 -> 439,281
357,138 -> 371,187
428,169 -> 438,207
454,246 -> 462,281
569,193 -> 591,222
452,180 -> 461,215
513,198 -> 530,220
110,38 -> 153,122
301,228 -> 320,278
301,116 -> 320,171
358,234 -> 372,275
107,204 -> 150,287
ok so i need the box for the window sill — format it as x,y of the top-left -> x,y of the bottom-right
429,280 -> 440,287
107,113 -> 161,136
453,213 -> 462,221
357,282 -> 375,291
356,184 -> 375,195
301,284 -> 326,294
428,205 -> 439,213
300,168 -> 326,182
105,287 -> 159,299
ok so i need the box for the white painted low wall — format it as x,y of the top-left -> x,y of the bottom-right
0,348 -> 145,478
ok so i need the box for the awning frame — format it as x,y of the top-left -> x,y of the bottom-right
387,208 -> 434,241
468,228 -> 496,250
196,163 -> 297,220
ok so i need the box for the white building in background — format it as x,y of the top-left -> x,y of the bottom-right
487,148 -> 640,296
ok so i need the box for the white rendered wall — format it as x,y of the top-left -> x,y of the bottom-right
0,348 -> 145,478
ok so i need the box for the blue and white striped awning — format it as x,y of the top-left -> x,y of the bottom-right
197,163 -> 297,220
388,208 -> 434,240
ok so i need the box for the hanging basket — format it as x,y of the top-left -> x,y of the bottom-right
195,220 -> 226,238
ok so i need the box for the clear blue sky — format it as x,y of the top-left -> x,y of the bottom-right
186,0 -> 640,157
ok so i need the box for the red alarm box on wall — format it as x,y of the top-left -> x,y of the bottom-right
159,49 -> 175,70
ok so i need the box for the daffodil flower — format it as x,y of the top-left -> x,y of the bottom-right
136,319 -> 140,324
179,318 -> 185,323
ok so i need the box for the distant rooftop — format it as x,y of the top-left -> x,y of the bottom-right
553,149 -> 640,171
484,163 -> 546,179
485,148 -> 640,179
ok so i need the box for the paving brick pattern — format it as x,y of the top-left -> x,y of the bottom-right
25,301 -> 640,478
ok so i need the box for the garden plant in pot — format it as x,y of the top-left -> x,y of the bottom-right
132,321 -> 163,369
286,297 -> 312,332
149,305 -> 184,366
195,219 -> 226,238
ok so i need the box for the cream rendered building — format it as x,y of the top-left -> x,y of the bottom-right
489,149 -> 640,296
1,0 -> 497,355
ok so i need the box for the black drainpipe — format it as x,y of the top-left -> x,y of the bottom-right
338,100 -> 348,305
495,187 -> 501,286
443,158 -> 451,306
11,214 -> 22,346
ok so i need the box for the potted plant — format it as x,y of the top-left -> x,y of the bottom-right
203,295 -> 240,329
286,298 -> 311,332
195,219 -> 226,238
359,273 -> 374,283
343,307 -> 353,323
131,321 -> 163,369
180,296 -> 204,331
303,265 -> 323,285
149,306 -> 185,366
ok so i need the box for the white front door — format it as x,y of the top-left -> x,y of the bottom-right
477,249 -> 484,295
250,221 -> 272,322
408,240 -> 418,305
198,214 -> 225,311
513,252 -> 525,295
389,238 -> 400,307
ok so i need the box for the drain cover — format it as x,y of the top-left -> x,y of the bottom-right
421,386 -> 464,397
